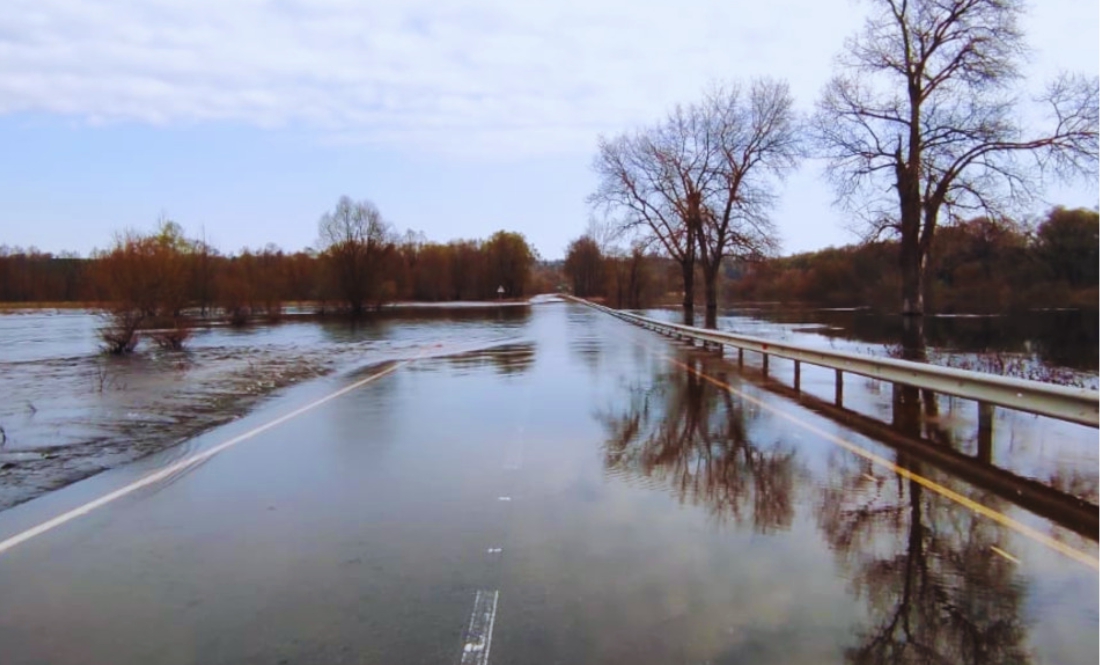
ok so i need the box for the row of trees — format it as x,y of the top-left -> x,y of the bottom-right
563,235 -> 675,309
0,247 -> 87,303
591,79 -> 801,327
1,197 -> 542,352
590,0 -> 1097,324
727,207 -> 1098,312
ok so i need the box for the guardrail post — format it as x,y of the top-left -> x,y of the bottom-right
762,353 -> 769,378
835,370 -> 844,406
978,402 -> 994,463
737,348 -> 744,367
794,360 -> 801,393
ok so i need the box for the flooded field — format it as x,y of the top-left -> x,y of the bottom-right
1,303 -> 1096,515
0,305 -> 531,510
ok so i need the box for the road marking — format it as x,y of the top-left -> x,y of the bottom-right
486,547 -> 503,554
991,546 -> 1022,564
664,357 -> 1098,571
0,361 -> 408,558
460,589 -> 499,665
498,496 -> 512,502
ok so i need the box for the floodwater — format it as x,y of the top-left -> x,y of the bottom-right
0,300 -> 1095,664
0,306 -> 531,509
645,306 -> 1099,386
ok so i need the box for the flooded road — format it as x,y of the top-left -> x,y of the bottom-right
0,301 -> 1096,664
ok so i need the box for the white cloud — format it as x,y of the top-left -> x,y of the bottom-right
0,0 -> 853,155
0,0 -> 1095,158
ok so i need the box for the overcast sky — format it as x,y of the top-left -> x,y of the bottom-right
1,0 -> 1096,259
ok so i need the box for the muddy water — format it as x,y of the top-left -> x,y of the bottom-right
0,306 -> 532,510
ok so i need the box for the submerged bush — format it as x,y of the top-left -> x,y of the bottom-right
99,309 -> 144,354
148,317 -> 193,351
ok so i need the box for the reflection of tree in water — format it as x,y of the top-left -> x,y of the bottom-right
599,356 -> 798,533
817,448 -> 1030,664
566,309 -> 607,372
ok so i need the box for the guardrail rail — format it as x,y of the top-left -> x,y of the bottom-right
566,296 -> 1099,429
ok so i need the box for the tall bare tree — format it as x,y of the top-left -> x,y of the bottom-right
813,0 -> 1099,315
591,130 -> 698,323
591,79 -> 801,327
318,195 -> 394,315
678,81 -> 800,327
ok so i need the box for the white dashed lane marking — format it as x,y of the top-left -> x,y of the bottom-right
460,590 -> 499,665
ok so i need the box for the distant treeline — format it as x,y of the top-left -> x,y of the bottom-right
2,207 -> 560,312
564,207 -> 1099,314
727,208 -> 1098,312
6,205 -> 1096,318
1,195 -> 574,352
0,237 -> 560,306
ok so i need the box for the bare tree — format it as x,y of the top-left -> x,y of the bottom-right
683,81 -> 800,327
583,215 -> 623,254
591,79 -> 801,327
318,196 -> 395,315
813,0 -> 1099,315
591,130 -> 698,323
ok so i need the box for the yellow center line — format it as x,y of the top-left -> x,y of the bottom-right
598,314 -> 1098,571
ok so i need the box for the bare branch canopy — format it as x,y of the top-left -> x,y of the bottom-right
811,0 -> 1099,314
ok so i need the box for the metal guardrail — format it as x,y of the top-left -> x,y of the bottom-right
567,296 -> 1100,428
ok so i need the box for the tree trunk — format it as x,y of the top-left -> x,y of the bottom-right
899,239 -> 926,316
895,159 -> 925,316
897,107 -> 925,316
680,260 -> 695,325
703,267 -> 719,329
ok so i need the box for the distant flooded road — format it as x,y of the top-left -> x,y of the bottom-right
0,301 -> 1095,664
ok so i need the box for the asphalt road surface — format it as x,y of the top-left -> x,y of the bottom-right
0,301 -> 1096,664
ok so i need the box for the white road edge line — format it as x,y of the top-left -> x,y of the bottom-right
991,545 -> 1022,564
0,361 -> 408,558
460,589 -> 499,665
